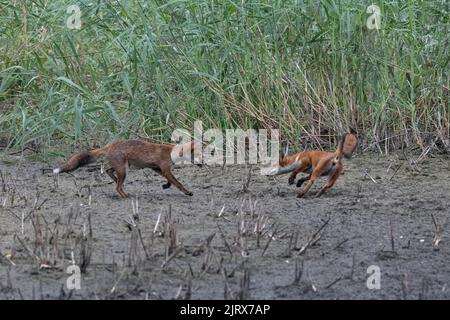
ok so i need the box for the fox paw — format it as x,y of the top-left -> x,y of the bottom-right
185,191 -> 193,196
296,180 -> 305,187
162,183 -> 171,189
288,178 -> 295,185
296,192 -> 305,198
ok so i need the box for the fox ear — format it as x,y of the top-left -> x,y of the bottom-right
349,127 -> 357,135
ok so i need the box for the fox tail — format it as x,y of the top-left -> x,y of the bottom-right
53,146 -> 109,174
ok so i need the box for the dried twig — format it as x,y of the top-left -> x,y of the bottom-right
293,258 -> 303,285
297,218 -> 330,255
261,224 -> 279,257
430,213 -> 442,247
242,166 -> 253,193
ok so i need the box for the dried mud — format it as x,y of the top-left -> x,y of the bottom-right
0,153 -> 450,300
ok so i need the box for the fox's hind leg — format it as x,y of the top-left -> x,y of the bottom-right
315,163 -> 342,198
114,167 -> 128,198
288,162 -> 309,185
296,174 -> 311,187
107,156 -> 128,198
106,168 -> 117,183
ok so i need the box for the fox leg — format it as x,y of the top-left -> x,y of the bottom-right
315,164 -> 342,198
152,168 -> 171,189
106,168 -> 118,183
297,173 -> 319,198
107,156 -> 128,198
288,162 -> 309,185
296,174 -> 311,187
297,160 -> 330,198
161,168 -> 193,196
114,167 -> 128,198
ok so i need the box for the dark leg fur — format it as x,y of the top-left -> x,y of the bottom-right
106,168 -> 117,183
152,168 -> 172,190
161,167 -> 193,196
296,175 -> 311,187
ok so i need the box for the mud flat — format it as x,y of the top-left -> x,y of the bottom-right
0,153 -> 450,299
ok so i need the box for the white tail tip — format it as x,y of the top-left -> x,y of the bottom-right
261,167 -> 280,176
53,168 -> 61,174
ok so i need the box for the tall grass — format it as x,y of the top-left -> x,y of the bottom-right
0,0 -> 448,155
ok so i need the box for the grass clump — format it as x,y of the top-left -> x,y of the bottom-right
0,0 -> 448,155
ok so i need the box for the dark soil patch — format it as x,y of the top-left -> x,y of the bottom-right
0,153 -> 450,299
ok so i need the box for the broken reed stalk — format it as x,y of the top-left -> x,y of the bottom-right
128,226 -> 138,268
242,166 -> 253,193
217,224 -> 233,257
297,218 -> 330,255
419,277 -> 429,300
325,276 -> 343,289
163,204 -> 178,259
238,268 -> 251,300
350,253 -> 356,280
161,246 -> 183,269
221,267 -> 233,299
79,211 -> 92,273
261,223 -> 279,257
284,230 -> 298,257
14,234 -> 41,265
254,214 -> 268,248
390,218 -> 396,253
293,258 -> 303,285
401,272 -> 408,300
201,249 -> 214,273
184,277 -> 192,300
136,226 -> 150,260
31,206 -> 44,262
430,213 -> 442,247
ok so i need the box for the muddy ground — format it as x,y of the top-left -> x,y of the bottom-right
0,152 -> 450,300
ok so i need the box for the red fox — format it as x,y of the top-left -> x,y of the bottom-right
53,140 -> 203,198
265,128 -> 357,198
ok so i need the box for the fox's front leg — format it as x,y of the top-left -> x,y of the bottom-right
153,168 -> 172,189
161,168 -> 193,196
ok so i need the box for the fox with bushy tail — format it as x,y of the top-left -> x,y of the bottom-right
264,128 -> 357,198
54,140 -> 203,198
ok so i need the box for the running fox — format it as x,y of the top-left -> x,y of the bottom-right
53,140 -> 203,198
265,129 -> 357,198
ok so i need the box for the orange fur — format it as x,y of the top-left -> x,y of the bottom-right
268,129 -> 357,198
54,140 -> 202,198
